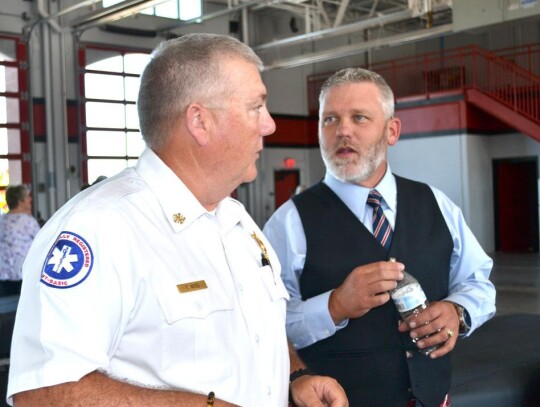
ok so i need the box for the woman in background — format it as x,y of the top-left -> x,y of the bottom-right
0,185 -> 40,297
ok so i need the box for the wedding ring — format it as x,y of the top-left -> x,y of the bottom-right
447,328 -> 454,338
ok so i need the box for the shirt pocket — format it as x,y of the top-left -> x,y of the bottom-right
155,278 -> 234,324
259,265 -> 290,302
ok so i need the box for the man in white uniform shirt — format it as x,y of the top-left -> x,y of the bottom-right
7,34 -> 348,407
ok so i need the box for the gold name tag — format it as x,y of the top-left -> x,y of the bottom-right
177,280 -> 208,293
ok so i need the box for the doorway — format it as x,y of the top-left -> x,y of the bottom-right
274,169 -> 300,210
493,157 -> 539,252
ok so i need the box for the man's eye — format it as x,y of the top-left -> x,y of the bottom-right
323,116 -> 336,124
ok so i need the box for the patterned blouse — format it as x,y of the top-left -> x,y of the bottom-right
0,213 -> 41,281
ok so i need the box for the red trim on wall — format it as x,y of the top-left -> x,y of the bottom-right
265,115 -> 319,147
266,95 -> 513,147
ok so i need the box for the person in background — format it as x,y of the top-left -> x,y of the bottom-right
263,67 -> 496,407
7,34 -> 348,407
0,185 -> 41,297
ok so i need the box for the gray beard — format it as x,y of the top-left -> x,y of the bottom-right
321,141 -> 386,185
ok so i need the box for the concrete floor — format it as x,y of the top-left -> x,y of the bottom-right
490,252 -> 540,316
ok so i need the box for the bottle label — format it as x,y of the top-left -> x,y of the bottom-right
391,283 -> 427,313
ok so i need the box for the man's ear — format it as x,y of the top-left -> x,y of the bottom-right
185,103 -> 210,146
386,117 -> 401,146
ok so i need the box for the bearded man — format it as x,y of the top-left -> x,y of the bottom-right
263,67 -> 496,407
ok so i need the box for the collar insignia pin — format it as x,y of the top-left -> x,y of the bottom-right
173,213 -> 186,224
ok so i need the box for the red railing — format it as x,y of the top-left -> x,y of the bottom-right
370,44 -> 540,125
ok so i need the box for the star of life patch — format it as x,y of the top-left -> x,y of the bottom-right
41,231 -> 94,288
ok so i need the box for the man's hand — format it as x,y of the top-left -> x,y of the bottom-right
329,261 -> 405,324
398,300 -> 460,358
290,375 -> 348,407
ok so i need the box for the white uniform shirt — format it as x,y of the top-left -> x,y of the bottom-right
8,148 -> 290,406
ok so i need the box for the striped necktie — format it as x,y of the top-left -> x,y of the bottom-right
367,189 -> 393,251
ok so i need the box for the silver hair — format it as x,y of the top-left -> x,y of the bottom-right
318,67 -> 395,119
137,33 -> 263,150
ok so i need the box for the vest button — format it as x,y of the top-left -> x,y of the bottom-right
406,350 -> 414,358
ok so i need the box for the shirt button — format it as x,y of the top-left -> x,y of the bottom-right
267,386 -> 272,395
194,301 -> 203,311
406,350 -> 414,359
255,335 -> 260,344
238,284 -> 243,293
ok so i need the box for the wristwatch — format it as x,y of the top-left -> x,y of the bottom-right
451,302 -> 471,334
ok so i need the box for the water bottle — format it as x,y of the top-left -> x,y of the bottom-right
389,258 -> 440,355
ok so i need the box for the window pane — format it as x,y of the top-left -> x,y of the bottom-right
102,0 -> 123,6
180,0 -> 202,20
125,104 -> 139,129
0,190 -> 6,214
124,76 -> 141,102
0,39 -> 16,62
85,73 -> 125,100
3,66 -> 19,92
127,132 -> 146,157
156,0 -> 178,18
127,158 -> 138,168
0,128 -> 6,154
0,158 -> 9,187
2,159 -> 22,186
0,97 -> 20,124
124,53 -> 151,75
88,158 -> 127,182
86,51 -> 123,72
87,130 -> 127,157
86,102 -> 125,128
0,128 -> 21,154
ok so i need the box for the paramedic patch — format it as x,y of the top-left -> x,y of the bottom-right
41,231 -> 94,288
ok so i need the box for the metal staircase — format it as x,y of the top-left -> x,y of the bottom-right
370,43 -> 540,142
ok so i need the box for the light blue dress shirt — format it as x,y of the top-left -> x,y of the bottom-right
263,166 -> 496,350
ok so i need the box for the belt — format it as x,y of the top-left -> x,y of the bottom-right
408,394 -> 450,407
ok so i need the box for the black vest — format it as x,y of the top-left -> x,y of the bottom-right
292,176 -> 453,407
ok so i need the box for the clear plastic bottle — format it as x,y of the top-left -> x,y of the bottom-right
389,258 -> 440,356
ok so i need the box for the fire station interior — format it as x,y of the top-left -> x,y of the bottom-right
1,0 -> 540,405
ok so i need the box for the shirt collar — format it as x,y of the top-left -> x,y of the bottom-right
135,148 -> 245,234
135,148 -> 208,232
323,164 -> 397,214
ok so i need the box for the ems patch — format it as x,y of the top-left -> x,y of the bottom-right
41,231 -> 94,288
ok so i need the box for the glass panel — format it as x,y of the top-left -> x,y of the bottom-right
86,102 -> 125,128
124,76 -> 141,102
0,190 -> 6,214
85,73 -> 125,100
102,0 -> 123,6
86,50 -> 123,72
0,65 -> 4,92
5,98 -> 19,123
126,132 -> 146,157
180,0 -> 202,20
0,97 -> 5,124
88,158 -> 127,182
156,0 -> 178,18
0,158 -> 8,187
125,104 -> 139,130
4,66 -> 19,92
140,7 -> 154,15
0,128 -> 21,154
124,53 -> 150,75
0,128 -> 6,154
127,158 -> 138,168
0,39 -> 16,62
87,130 -> 126,157
6,159 -> 22,185
7,128 -> 21,154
